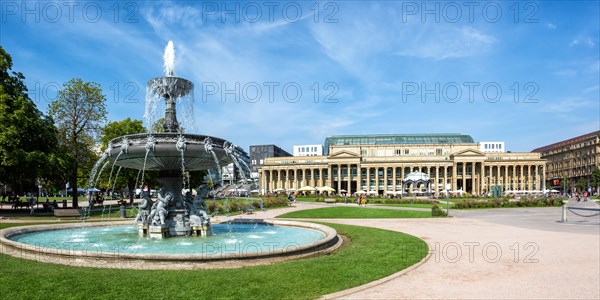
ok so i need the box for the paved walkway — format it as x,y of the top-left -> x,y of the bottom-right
267,202 -> 600,299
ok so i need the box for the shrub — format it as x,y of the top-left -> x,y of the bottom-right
453,197 -> 565,209
431,205 -> 447,217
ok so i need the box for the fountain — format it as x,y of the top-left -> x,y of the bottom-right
0,41 -> 341,269
104,41 -> 236,238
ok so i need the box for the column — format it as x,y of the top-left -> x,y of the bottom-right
528,165 -> 533,191
542,164 -> 546,191
336,164 -> 341,192
519,165 -> 524,191
261,170 -> 266,194
383,166 -> 388,191
480,163 -> 484,196
434,165 -> 439,196
442,166 -> 448,190
461,162 -> 466,192
327,165 -> 333,188
393,167 -> 397,192
452,163 -> 457,191
366,167 -> 371,191
347,164 -> 352,194
375,166 -> 380,192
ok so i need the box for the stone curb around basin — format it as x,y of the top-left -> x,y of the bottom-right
0,219 -> 342,270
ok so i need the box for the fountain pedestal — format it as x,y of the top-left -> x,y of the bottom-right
149,224 -> 169,239
137,224 -> 150,237
191,225 -> 210,237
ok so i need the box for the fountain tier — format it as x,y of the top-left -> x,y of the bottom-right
106,133 -> 232,171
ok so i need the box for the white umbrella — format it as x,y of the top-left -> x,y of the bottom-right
367,191 -> 377,195
356,190 -> 366,194
288,188 -> 296,192
384,190 -> 396,195
340,189 -> 347,193
297,186 -> 316,192
273,188 -> 285,192
250,189 -> 259,193
318,186 -> 336,193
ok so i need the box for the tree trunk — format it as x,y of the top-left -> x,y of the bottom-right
71,161 -> 78,208
128,178 -> 135,205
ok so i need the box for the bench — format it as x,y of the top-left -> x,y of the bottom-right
324,198 -> 336,204
12,202 -> 30,209
241,205 -> 254,214
53,209 -> 81,218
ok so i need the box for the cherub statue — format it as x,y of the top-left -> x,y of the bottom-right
149,191 -> 172,226
135,192 -> 153,224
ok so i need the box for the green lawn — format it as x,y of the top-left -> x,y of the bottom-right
373,203 -> 452,209
0,222 -> 427,299
277,206 -> 437,218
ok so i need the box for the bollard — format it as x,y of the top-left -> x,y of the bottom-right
120,205 -> 127,218
561,205 -> 568,223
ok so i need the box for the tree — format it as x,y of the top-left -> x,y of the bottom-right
99,118 -> 146,203
0,46 -> 69,194
590,168 -> 600,195
151,118 -> 165,133
575,178 -> 588,193
100,118 -> 146,150
151,118 -> 184,133
48,78 -> 107,207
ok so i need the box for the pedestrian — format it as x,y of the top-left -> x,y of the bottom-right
28,197 -> 35,215
344,196 -> 347,204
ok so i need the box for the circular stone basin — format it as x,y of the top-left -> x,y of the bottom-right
0,220 -> 340,270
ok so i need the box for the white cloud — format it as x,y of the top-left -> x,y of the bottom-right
395,26 -> 497,60
539,98 -> 594,113
570,37 -> 595,48
547,23 -> 557,29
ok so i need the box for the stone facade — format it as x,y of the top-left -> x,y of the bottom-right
260,143 -> 545,196
532,130 -> 600,192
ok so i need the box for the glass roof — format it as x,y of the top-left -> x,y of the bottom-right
323,134 -> 475,154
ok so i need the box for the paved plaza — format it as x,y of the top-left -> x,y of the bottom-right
249,201 -> 600,299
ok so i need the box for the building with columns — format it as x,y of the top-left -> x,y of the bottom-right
259,134 -> 546,196
532,130 -> 600,192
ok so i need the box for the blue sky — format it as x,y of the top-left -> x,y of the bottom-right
2,0 -> 599,153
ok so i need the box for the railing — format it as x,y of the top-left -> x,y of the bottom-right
561,205 -> 600,222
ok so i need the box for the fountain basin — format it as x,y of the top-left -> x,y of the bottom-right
0,220 -> 341,270
107,133 -> 232,171
147,76 -> 193,99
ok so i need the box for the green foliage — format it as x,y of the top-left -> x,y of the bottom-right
48,78 -> 107,206
453,197 -> 564,209
591,168 -> 600,188
575,178 -> 589,192
100,118 -> 145,150
150,117 -> 165,133
431,205 -> 447,216
0,46 -> 70,191
205,196 -> 288,214
277,206 -> 438,218
379,198 -> 439,205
